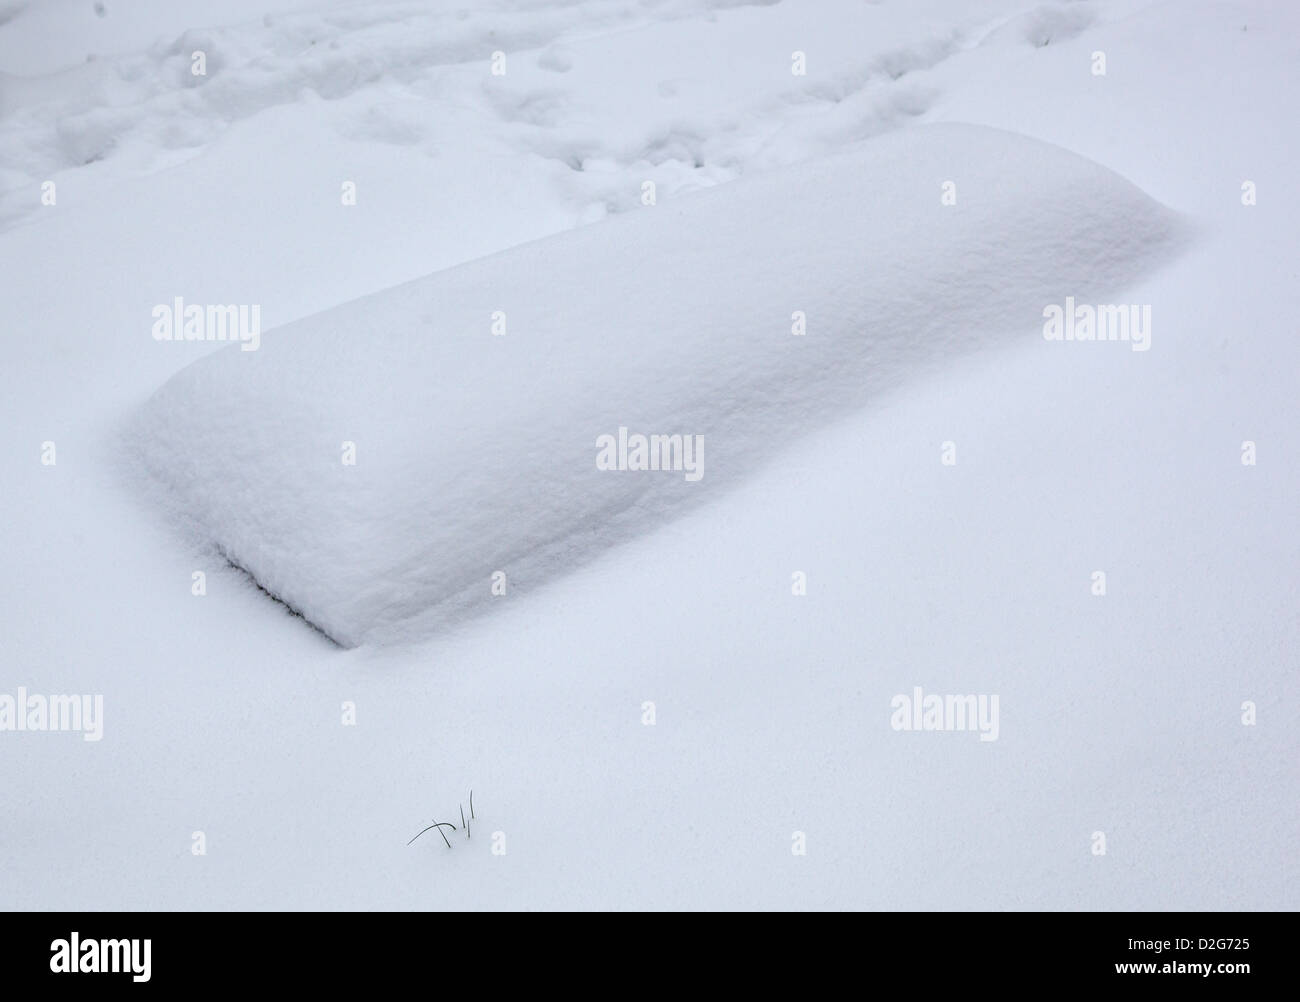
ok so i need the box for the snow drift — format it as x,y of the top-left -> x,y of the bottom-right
130,123 -> 1186,646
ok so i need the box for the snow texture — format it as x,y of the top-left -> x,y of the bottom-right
2,0 -> 1296,912
132,124 -> 1185,646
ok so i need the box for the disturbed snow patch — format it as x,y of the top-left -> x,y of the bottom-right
129,124 -> 1185,646
979,3 -> 1099,49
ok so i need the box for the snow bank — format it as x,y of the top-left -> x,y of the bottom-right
130,123 -> 1186,646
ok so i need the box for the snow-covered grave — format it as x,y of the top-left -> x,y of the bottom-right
132,124 -> 1184,646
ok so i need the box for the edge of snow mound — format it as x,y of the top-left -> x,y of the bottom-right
128,123 -> 1189,647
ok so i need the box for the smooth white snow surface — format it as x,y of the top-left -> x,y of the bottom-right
131,123 -> 1185,646
1,0 -> 1296,910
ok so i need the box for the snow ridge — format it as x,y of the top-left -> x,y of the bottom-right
130,123 -> 1187,646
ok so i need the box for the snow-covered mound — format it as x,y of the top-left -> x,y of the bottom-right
130,123 -> 1186,646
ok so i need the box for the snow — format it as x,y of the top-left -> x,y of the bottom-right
1,0 -> 1296,910
130,123 -> 1186,648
